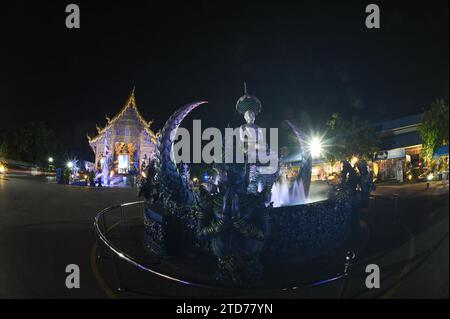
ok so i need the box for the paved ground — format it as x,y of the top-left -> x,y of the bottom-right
0,175 -> 137,298
347,181 -> 449,298
0,174 -> 448,298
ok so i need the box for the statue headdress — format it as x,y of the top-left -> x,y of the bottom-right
235,82 -> 262,115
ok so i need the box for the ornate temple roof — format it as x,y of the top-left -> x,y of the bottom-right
87,88 -> 158,145
236,82 -> 262,115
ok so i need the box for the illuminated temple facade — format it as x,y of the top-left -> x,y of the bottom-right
87,89 -> 158,174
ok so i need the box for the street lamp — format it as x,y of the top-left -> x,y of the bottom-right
67,161 -> 74,169
48,157 -> 54,163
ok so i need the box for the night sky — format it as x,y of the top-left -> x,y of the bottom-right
1,1 -> 448,160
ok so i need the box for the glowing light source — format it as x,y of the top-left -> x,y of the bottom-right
67,161 -> 74,169
118,154 -> 129,174
48,157 -> 54,163
192,177 -> 198,183
427,173 -> 434,181
0,163 -> 6,174
309,136 -> 323,158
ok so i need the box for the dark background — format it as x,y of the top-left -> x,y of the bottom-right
1,0 -> 448,160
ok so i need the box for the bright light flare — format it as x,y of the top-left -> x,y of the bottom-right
427,173 -> 434,181
308,136 -> 323,158
48,157 -> 54,163
67,161 -> 74,169
0,163 -> 7,174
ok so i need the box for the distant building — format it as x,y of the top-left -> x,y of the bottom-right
87,89 -> 158,175
282,114 -> 426,182
373,114 -> 423,181
281,154 -> 339,182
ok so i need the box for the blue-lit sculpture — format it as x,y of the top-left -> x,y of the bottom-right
139,89 -> 373,285
139,101 -> 270,283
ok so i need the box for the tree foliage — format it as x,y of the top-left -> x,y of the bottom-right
0,122 -> 59,165
418,99 -> 449,163
325,113 -> 379,163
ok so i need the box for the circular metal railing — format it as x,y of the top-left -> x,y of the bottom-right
93,201 -> 354,296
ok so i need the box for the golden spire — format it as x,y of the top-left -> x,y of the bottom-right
127,85 -> 136,107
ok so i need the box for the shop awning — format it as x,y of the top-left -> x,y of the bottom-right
433,145 -> 449,159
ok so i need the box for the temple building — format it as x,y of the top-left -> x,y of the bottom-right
87,89 -> 158,175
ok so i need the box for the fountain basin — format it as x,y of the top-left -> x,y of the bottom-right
264,192 -> 353,261
143,188 -> 353,265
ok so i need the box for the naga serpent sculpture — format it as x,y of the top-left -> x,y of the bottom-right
141,101 -> 269,284
285,120 -> 313,198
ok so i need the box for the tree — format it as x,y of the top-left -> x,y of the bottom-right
0,122 -> 59,165
325,113 -> 379,163
418,99 -> 449,163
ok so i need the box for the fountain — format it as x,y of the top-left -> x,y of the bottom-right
270,176 -> 307,207
138,85 -> 373,285
269,119 -> 312,208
